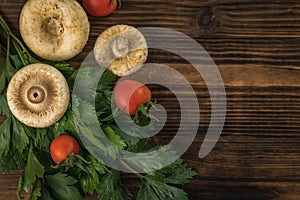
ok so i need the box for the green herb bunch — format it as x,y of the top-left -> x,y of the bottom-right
0,14 -> 196,200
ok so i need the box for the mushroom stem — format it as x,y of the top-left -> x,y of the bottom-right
41,17 -> 63,36
27,86 -> 46,104
111,35 -> 129,58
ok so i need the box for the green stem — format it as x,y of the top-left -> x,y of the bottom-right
0,15 -> 11,35
10,33 -> 39,64
120,159 -> 145,179
5,34 -> 10,65
75,153 -> 92,165
11,39 -> 27,66
0,14 -> 39,65
117,0 -> 122,8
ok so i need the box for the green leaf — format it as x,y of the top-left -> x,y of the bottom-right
41,184 -> 55,200
44,173 -> 82,200
0,116 -> 11,157
76,155 -> 100,195
73,67 -> 99,102
0,149 -> 26,172
137,180 -> 160,200
53,62 -> 75,74
72,95 -> 98,127
29,179 -> 42,200
90,155 -> 107,175
79,100 -> 98,126
96,170 -> 132,200
110,125 -> 143,152
0,67 -> 5,94
35,149 -> 57,175
63,109 -> 77,132
34,128 -> 50,150
137,179 -> 188,200
5,57 -> 17,82
12,117 -> 30,153
10,54 -> 23,69
0,94 -> 11,116
73,95 -> 119,159
17,174 -> 23,200
154,159 -> 197,185
103,126 -> 126,149
136,158 -> 196,200
98,70 -> 116,87
122,145 -> 179,173
21,144 -> 45,192
80,173 -> 98,195
77,124 -> 116,159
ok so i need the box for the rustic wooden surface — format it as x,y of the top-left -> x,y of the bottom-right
1,0 -> 300,199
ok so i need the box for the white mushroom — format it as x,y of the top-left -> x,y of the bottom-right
19,0 -> 90,61
6,63 -> 70,128
94,25 -> 148,76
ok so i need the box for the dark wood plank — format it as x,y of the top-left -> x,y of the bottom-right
2,1 -> 300,86
1,0 -> 300,200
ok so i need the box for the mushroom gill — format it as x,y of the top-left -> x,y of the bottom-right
6,63 -> 70,128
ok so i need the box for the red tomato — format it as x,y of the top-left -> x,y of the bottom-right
114,80 -> 152,116
50,135 -> 80,165
83,0 -> 118,17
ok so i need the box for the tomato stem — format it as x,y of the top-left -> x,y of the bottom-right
74,153 -> 92,165
51,153 -> 91,171
117,0 -> 122,8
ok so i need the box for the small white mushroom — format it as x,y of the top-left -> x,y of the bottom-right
19,0 -> 90,61
6,63 -> 70,128
94,25 -> 148,76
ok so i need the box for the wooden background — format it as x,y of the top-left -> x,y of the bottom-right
1,0 -> 300,199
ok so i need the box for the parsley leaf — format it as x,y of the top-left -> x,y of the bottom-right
152,158 -> 197,185
0,149 -> 26,172
10,54 -> 23,69
44,173 -> 82,200
53,62 -> 76,74
76,155 -> 103,195
29,179 -> 42,200
20,144 -> 45,193
98,70 -> 116,88
34,128 -> 50,150
0,116 -> 11,157
136,156 -> 196,200
137,178 -> 188,200
96,169 -> 132,200
109,124 -> 143,152
73,95 -> 119,159
80,173 -> 97,195
40,185 -> 55,200
11,116 -> 30,153
0,94 -> 11,116
103,126 -> 127,149
122,145 -> 180,173
0,67 -> 5,94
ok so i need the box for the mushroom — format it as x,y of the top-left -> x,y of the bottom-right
94,25 -> 148,76
19,0 -> 90,61
6,63 -> 70,128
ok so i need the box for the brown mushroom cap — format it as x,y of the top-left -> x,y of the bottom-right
94,25 -> 148,76
6,63 -> 70,128
19,0 -> 90,61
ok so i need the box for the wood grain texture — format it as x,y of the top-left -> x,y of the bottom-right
1,0 -> 300,199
